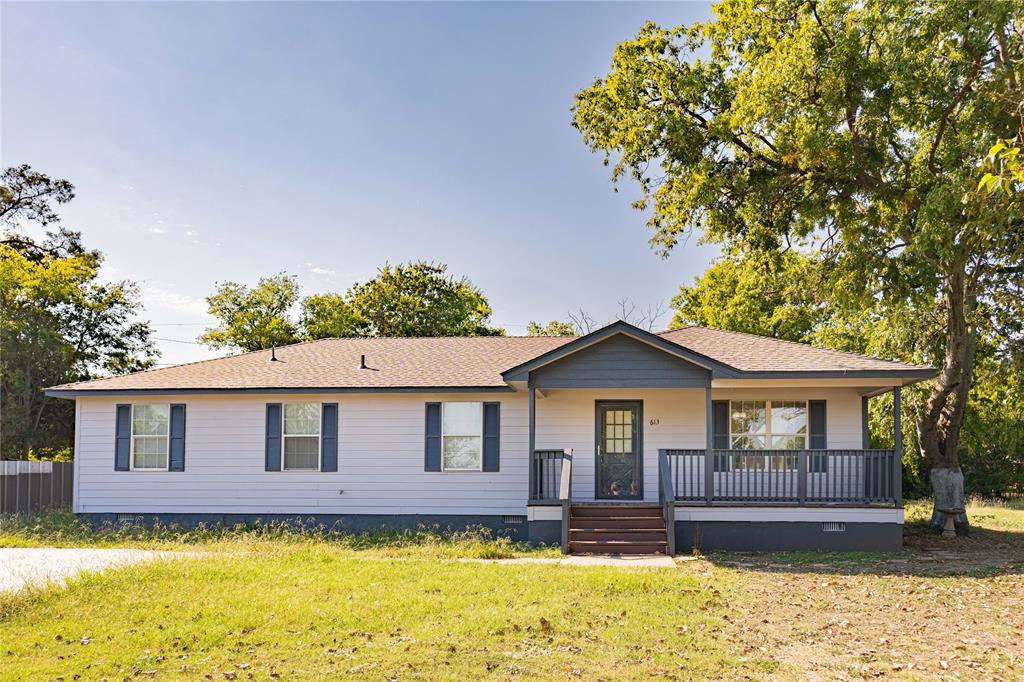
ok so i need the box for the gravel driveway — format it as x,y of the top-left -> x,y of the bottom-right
0,548 -> 181,593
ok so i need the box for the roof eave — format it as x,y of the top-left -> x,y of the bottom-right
44,385 -> 517,398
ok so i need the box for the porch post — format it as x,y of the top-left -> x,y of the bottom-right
528,381 -> 536,500
861,395 -> 871,449
893,386 -> 903,508
705,380 -> 713,505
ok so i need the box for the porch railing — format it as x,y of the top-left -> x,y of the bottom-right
559,451 -> 573,554
657,450 -> 676,555
529,449 -> 572,503
660,448 -> 900,506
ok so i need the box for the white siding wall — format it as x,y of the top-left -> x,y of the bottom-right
75,393 -> 527,515
74,386 -> 868,513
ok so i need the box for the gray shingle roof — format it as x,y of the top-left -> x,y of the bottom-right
658,327 -> 932,373
47,326 -> 932,394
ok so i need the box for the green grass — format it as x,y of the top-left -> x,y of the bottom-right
904,496 -> 1024,530
5,504 -> 1024,679
0,542 -> 769,680
0,511 -> 558,559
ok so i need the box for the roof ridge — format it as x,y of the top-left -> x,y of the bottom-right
321,335 -> 580,341
661,325 -> 931,369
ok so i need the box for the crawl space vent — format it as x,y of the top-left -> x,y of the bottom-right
822,521 -> 846,532
503,515 -> 526,525
116,513 -> 139,523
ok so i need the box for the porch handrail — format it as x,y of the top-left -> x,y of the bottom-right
658,449 -> 676,556
664,448 -> 899,506
530,449 -> 570,502
558,449 -> 573,554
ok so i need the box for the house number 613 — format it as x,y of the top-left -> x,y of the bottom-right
649,418 -> 660,426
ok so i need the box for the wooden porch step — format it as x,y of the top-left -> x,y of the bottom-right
569,540 -> 668,555
570,505 -> 663,518
569,529 -> 667,543
571,516 -> 665,529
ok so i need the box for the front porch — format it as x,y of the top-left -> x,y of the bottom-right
501,322 -> 914,555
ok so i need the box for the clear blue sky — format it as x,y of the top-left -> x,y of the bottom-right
2,1 -> 717,365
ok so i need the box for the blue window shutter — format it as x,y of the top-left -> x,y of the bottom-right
425,402 -> 441,471
482,402 -> 500,472
168,404 -> 186,471
321,403 -> 338,472
809,400 -> 827,473
265,403 -> 282,472
115,404 -> 131,471
711,400 -> 729,472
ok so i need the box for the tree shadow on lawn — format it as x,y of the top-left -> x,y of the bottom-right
697,522 -> 1024,578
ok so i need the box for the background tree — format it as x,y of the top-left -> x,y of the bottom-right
300,261 -> 503,338
200,274 -> 300,352
573,0 -> 1024,532
672,252 -> 821,341
1,165 -> 156,459
526,320 -> 578,336
299,293 -> 360,339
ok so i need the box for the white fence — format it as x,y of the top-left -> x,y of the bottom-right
0,461 -> 74,513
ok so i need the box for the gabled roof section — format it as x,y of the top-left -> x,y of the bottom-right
44,322 -> 936,397
500,320 -> 738,382
659,327 -> 935,377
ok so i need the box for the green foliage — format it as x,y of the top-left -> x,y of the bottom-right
328,261 -> 503,338
574,0 -> 1024,477
526,320 -> 578,336
671,251 -> 821,341
199,273 -> 301,352
0,165 -> 156,459
299,292 -> 360,339
201,262 -> 503,349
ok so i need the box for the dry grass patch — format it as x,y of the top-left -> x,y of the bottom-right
688,501 -> 1024,680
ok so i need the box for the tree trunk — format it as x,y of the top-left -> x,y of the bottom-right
917,269 -> 976,537
929,467 -> 971,535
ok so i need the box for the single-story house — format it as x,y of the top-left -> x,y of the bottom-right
46,321 -> 934,554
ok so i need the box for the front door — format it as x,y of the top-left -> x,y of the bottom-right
596,401 -> 643,500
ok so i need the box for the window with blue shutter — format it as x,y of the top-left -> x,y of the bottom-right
115,404 -> 131,471
168,404 -> 186,471
482,402 -> 500,472
321,403 -> 338,472
265,403 -> 282,471
424,402 -> 442,471
711,400 -> 730,472
809,400 -> 827,473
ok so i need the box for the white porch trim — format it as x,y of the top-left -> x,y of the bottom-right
674,506 -> 903,524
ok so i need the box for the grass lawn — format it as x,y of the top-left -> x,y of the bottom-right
2,501 -> 1023,680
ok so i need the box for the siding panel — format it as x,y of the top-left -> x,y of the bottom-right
75,386 -> 867,513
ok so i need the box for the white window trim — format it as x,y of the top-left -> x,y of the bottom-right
728,400 -> 808,471
281,402 -> 322,472
440,401 -> 484,472
129,403 -> 170,471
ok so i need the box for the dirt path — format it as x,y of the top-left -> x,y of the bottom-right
686,526 -> 1024,679
0,547 -> 182,593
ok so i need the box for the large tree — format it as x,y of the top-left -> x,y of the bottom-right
301,261 -> 503,339
573,0 -> 1024,532
200,274 -> 301,352
0,165 -> 156,459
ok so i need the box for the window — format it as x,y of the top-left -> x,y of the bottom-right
729,400 -> 807,470
131,404 -> 169,470
283,403 -> 320,470
442,402 -> 482,471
